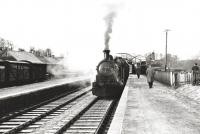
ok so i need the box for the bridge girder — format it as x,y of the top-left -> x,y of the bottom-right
117,53 -> 146,63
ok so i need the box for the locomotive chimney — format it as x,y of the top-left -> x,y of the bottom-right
103,49 -> 110,60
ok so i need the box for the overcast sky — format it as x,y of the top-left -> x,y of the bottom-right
0,0 -> 200,62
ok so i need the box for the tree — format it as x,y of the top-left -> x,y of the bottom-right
0,38 -> 6,50
35,49 -> 45,56
159,53 -> 179,68
29,47 -> 35,54
45,48 -> 52,57
5,40 -> 14,50
0,38 -> 14,51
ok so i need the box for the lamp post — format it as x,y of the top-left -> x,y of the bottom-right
165,29 -> 170,71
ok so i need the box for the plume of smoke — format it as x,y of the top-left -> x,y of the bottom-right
104,11 -> 116,50
46,52 -> 101,86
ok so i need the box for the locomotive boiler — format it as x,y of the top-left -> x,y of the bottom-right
92,49 -> 129,98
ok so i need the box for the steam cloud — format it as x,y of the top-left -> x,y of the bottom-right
104,11 -> 116,50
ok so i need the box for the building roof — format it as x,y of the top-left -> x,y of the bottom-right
6,51 -> 43,64
0,50 -> 62,64
45,57 -> 59,64
36,56 -> 50,64
36,56 -> 59,64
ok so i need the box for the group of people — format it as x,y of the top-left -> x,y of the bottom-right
135,62 -> 200,88
135,64 -> 155,88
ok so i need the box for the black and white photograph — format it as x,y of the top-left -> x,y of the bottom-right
1,0 -> 200,133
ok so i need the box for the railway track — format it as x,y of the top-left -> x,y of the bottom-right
102,100 -> 119,134
0,87 -> 118,134
42,98 -> 116,134
0,86 -> 92,134
62,99 -> 116,134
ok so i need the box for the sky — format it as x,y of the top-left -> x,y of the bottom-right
0,0 -> 200,64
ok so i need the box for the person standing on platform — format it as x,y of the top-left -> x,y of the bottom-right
192,63 -> 199,85
136,64 -> 141,79
146,65 -> 155,88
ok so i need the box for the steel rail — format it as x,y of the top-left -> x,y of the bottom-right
0,87 -> 91,134
0,86 -> 86,123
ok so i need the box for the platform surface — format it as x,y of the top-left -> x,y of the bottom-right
0,76 -> 90,100
108,74 -> 200,134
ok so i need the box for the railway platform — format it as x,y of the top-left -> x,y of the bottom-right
108,74 -> 200,134
0,76 -> 90,99
0,76 -> 90,116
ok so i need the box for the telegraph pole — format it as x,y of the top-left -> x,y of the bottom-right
165,29 -> 170,71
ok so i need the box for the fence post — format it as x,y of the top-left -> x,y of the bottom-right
174,72 -> 176,86
170,71 -> 173,86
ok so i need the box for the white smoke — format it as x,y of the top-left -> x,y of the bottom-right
104,11 -> 116,50
47,51 -> 102,83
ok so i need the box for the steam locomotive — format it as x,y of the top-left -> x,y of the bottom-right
92,50 -> 129,98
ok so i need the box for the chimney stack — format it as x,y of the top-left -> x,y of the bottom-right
103,49 -> 110,60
